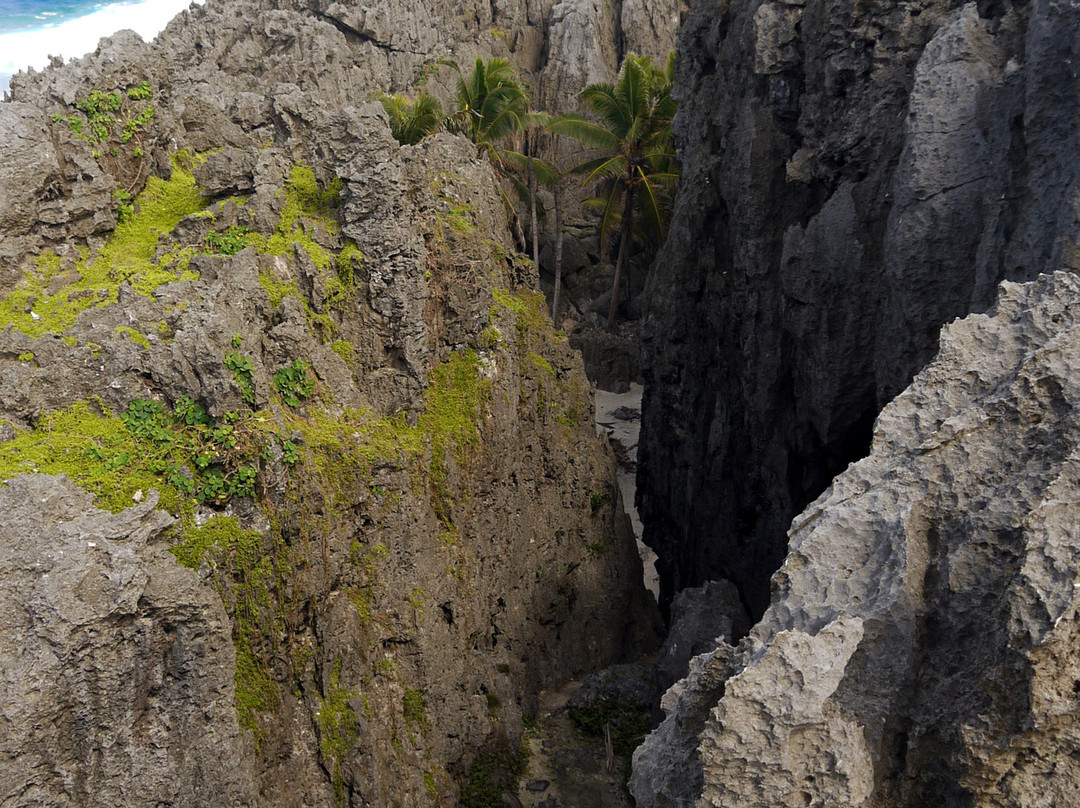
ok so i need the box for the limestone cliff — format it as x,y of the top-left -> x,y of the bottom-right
638,0 -> 1080,616
0,1 -> 669,805
633,271 -> 1080,807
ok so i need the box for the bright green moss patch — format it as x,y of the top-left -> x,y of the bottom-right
171,515 -> 264,570
114,325 -> 151,349
330,339 -> 354,364
257,271 -> 301,308
235,624 -> 280,744
255,165 -> 340,272
0,399 -> 185,514
525,352 -> 554,377
290,348 -> 488,490
247,166 -> 360,341
0,153 -> 207,337
318,661 -> 359,806
491,287 -> 548,338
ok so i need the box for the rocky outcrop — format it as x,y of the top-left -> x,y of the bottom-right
0,476 -> 259,806
638,0 -> 1080,616
632,272 -> 1080,807
0,1 -> 669,804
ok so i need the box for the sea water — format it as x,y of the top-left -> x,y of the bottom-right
0,0 -> 203,95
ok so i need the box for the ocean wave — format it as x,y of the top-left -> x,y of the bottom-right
0,0 -> 203,83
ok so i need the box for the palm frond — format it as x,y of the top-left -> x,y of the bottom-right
548,115 -> 621,153
580,85 -> 630,135
580,155 -> 628,187
378,92 -> 444,146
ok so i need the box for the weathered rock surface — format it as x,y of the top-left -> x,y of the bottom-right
0,475 -> 258,807
633,272 -> 1080,808
638,0 -> 1080,616
0,1 -> 671,805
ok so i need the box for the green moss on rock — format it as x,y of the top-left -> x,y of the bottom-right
0,153 -> 207,338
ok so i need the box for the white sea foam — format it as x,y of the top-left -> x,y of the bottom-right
1,0 -> 204,93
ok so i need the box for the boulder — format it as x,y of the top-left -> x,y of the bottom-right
0,475 -> 258,807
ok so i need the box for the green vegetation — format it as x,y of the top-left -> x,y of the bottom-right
330,339 -> 354,364
225,351 -> 257,405
459,740 -> 530,808
569,695 -> 651,787
378,91 -> 444,146
0,152 -> 206,338
205,224 -> 253,255
54,81 -> 154,149
317,661 -> 360,807
402,687 -> 429,732
248,165 -> 360,337
51,81 -> 157,209
424,770 -> 439,802
273,359 -> 316,407
114,325 -> 151,350
550,53 -> 678,328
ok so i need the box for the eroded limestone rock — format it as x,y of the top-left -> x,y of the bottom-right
0,475 -> 257,807
639,0 -> 1080,617
633,272 -> 1080,808
0,1 -> 669,804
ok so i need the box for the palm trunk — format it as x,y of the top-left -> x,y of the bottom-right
606,187 -> 635,330
552,182 -> 564,324
528,138 -> 539,273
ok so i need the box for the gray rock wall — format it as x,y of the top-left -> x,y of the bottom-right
0,477 -> 259,806
633,271 -> 1080,808
638,0 -> 1080,616
0,0 -> 672,804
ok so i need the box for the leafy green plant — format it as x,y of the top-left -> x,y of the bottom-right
205,225 -> 252,255
225,351 -> 256,405
273,359 -> 315,407
173,395 -> 212,426
120,398 -> 173,443
51,81 -> 157,207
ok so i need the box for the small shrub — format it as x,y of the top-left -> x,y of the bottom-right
205,225 -> 252,255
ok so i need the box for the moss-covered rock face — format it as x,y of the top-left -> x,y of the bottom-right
0,90 -> 659,807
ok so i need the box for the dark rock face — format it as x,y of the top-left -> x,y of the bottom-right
638,0 -> 1080,617
633,271 -> 1080,807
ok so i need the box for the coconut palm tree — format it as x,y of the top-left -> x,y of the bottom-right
549,52 -> 678,329
442,57 -> 555,255
377,92 -> 444,146
444,57 -> 533,160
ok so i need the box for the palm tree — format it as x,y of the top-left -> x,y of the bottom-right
443,57 -> 553,256
549,52 -> 678,329
377,92 -> 444,146
444,57 -> 533,161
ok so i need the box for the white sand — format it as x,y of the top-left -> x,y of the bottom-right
594,383 -> 660,600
